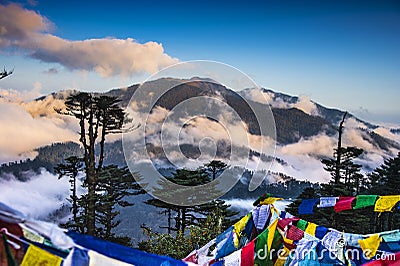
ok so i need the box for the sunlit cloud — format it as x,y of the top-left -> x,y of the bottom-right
0,3 -> 178,77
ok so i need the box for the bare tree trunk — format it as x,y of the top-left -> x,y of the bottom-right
335,112 -> 347,184
87,108 -> 97,236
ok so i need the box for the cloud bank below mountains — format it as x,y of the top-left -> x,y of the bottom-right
0,3 -> 178,77
0,170 -> 71,219
0,84 -> 398,183
241,88 -> 319,116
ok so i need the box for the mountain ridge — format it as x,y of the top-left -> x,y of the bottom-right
2,77 -> 399,183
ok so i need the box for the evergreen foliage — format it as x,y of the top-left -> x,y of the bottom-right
138,210 -> 225,259
287,113 -> 400,234
56,92 -> 129,235
145,166 -> 238,234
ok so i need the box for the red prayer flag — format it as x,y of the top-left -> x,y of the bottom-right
286,225 -> 304,241
240,239 -> 255,266
278,218 -> 300,230
334,196 -> 356,212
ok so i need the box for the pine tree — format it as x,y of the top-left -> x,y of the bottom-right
151,168 -> 212,233
320,112 -> 364,196
54,156 -> 84,232
145,166 -> 237,234
287,112 -> 374,233
95,165 -> 144,246
56,93 -> 130,236
204,160 -> 227,180
368,152 -> 400,195
138,209 -> 226,259
321,146 -> 364,196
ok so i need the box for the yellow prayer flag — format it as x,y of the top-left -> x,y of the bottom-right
233,213 -> 251,248
21,245 -> 62,266
267,218 -> 279,252
260,197 -> 283,205
305,222 -> 318,236
358,234 -> 382,259
374,195 -> 400,212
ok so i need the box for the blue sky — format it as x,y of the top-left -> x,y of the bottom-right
0,0 -> 399,123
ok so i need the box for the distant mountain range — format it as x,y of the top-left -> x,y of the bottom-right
2,77 -> 400,181
1,77 -> 399,246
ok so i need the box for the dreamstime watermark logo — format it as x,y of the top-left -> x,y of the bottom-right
122,61 -> 276,206
256,242 -> 396,263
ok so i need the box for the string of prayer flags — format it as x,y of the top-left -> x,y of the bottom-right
1,233 -> 18,266
0,200 -> 213,266
66,231 -> 188,266
315,225 -> 329,240
215,229 -> 236,260
223,249 -> 241,266
285,225 -> 304,241
254,227 -> 268,266
233,214 -> 251,248
298,198 -> 319,214
321,229 -> 342,253
252,193 -> 272,206
277,217 -> 299,231
191,194 -> 400,266
293,194 -> 400,214
273,245 -> 290,266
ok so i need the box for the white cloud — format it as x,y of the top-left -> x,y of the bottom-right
241,89 -> 319,115
0,81 -> 43,102
293,95 -> 319,116
241,88 -> 289,109
343,128 -> 374,152
374,127 -> 400,143
0,3 -> 51,47
0,3 -> 178,77
279,134 -> 335,157
271,153 -> 331,183
0,170 -> 72,219
0,98 -> 78,163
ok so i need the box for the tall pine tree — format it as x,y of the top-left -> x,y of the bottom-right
57,92 -> 135,236
287,112 -> 373,233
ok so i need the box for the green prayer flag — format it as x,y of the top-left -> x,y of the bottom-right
255,228 -> 269,266
296,219 -> 308,231
268,229 -> 284,266
354,195 -> 378,209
